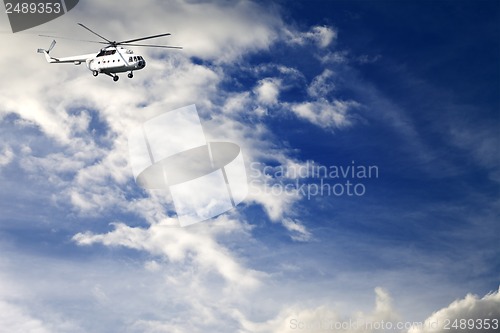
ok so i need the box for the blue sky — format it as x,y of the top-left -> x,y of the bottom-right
0,0 -> 499,332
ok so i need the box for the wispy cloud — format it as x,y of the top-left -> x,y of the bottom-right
285,25 -> 337,49
73,217 -> 261,289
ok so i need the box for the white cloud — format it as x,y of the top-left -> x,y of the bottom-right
282,218 -> 312,242
293,69 -> 361,131
111,0 -> 279,63
235,287 -> 401,333
73,218 -> 261,290
320,50 -> 350,64
254,78 -> 281,106
246,183 -> 301,221
307,69 -> 335,98
286,25 -> 337,48
290,99 -> 359,130
22,152 -> 87,175
408,288 -> 500,333
312,26 -> 337,48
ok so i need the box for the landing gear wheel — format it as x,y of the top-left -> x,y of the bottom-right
128,72 -> 133,79
113,75 -> 119,82
92,70 -> 98,77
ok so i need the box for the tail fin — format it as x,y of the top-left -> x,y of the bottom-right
37,40 -> 58,63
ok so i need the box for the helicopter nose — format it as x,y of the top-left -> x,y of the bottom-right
138,60 -> 146,68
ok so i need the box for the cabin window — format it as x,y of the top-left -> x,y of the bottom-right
129,57 -> 132,62
133,56 -> 137,61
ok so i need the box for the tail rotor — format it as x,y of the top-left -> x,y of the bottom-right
37,40 -> 56,54
48,40 -> 56,53
37,40 -> 57,63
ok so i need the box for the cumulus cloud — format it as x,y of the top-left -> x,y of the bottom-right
255,78 -> 281,106
408,288 -> 500,333
235,287 -> 401,332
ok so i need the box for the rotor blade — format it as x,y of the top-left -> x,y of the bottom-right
77,23 -> 113,43
120,43 -> 183,49
117,33 -> 171,45
39,34 -> 108,44
48,40 -> 56,52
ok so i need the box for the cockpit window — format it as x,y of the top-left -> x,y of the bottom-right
97,49 -> 116,57
133,56 -> 137,61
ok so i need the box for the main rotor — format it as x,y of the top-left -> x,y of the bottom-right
40,23 -> 182,50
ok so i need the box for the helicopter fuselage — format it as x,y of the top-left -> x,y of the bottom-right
38,44 -> 146,81
87,47 -> 146,74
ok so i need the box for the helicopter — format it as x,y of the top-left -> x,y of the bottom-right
37,23 -> 182,82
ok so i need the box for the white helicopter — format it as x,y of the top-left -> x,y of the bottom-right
37,23 -> 182,81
